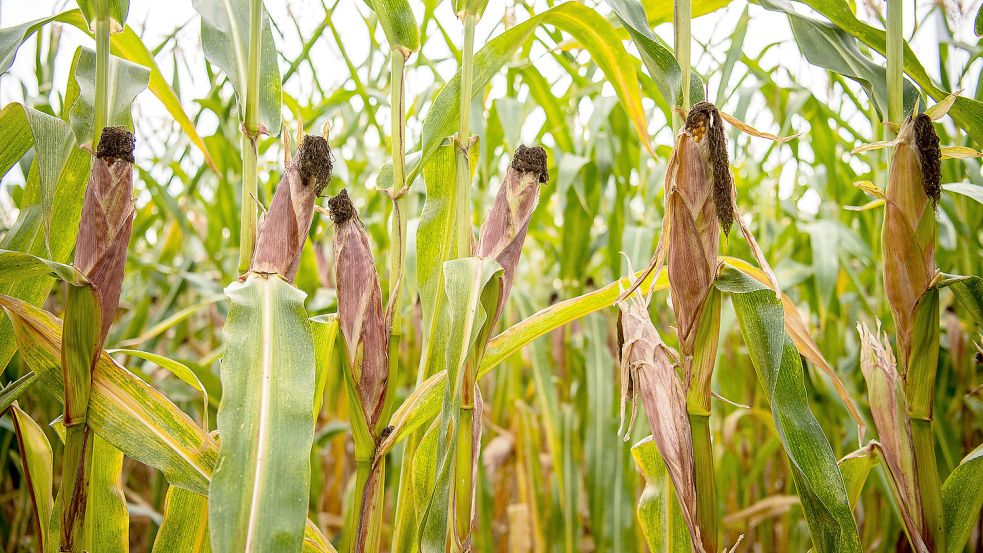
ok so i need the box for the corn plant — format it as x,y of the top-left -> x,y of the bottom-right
1,0 -> 982,552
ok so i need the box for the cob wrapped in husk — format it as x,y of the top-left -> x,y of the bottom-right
61,126 -> 136,552
329,189 -> 389,431
858,323 -> 928,552
250,134 -> 332,281
617,291 -> 704,553
883,113 -> 940,376
476,144 -> 548,326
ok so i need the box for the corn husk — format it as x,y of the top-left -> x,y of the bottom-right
329,189 -> 389,429
251,135 -> 332,281
618,293 -> 704,553
883,114 -> 940,370
475,144 -> 547,325
75,126 -> 136,346
857,322 -> 927,552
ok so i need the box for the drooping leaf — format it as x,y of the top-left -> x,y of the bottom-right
192,0 -> 282,136
941,444 -> 983,553
0,14 -> 65,75
0,372 -> 40,413
715,266 -> 862,553
0,250 -> 88,285
68,46 -> 149,147
606,0 -> 706,109
942,182 -> 983,206
9,402 -> 55,550
210,275 -> 316,553
936,274 -> 983,327
109,349 -> 210,430
760,0 -> 918,120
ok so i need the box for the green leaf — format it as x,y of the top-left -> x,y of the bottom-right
108,349 -> 209,430
193,0 -> 283,136
84,436 -> 129,552
0,14 -> 64,75
210,275 -> 316,553
416,139 -> 475,380
641,0 -> 731,23
366,0 -> 419,54
942,444 -> 983,553
62,284 -> 101,423
715,266 -> 862,553
0,372 -> 40,413
9,402 -> 55,551
418,257 -> 503,553
631,437 -> 692,552
68,46 -> 149,147
310,314 -> 339,421
760,0 -> 918,119
410,1 -> 651,182
838,443 -> 879,507
152,486 -> 212,553
606,0 -> 706,109
936,274 -> 983,327
942,182 -> 983,205
0,250 -> 87,286
76,0 -> 130,32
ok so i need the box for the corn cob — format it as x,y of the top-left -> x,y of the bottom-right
250,134 -> 332,281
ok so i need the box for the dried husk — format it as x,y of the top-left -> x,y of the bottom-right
857,322 -> 927,552
329,189 -> 389,429
883,115 -> 940,369
75,126 -> 136,345
251,135 -> 332,281
475,144 -> 547,325
666,106 -> 724,363
618,294 -> 704,553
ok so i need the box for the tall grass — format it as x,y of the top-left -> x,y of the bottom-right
0,1 -> 981,552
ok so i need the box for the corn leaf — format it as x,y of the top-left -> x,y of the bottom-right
192,0 -> 282,136
941,444 -> 983,553
838,443 -> 879,507
108,349 -> 209,430
84,436 -> 129,552
942,182 -> 983,206
607,0 -> 706,110
365,0 -> 419,54
0,14 -> 66,74
631,437 -> 693,552
152,486 -> 211,553
309,314 -> 339,420
76,0 -> 129,32
210,275 -> 316,553
936,274 -> 983,327
715,266 -> 862,553
0,372 -> 40,413
418,257 -> 503,552
9,402 -> 55,550
67,46 -> 149,147
641,0 -> 731,24
0,250 -> 87,285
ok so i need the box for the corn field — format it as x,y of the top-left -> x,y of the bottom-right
0,0 -> 981,551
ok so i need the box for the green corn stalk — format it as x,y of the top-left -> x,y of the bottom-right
238,0 -> 265,272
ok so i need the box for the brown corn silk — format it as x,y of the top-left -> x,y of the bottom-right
75,126 -> 136,346
858,323 -> 927,552
617,294 -> 704,553
883,115 -> 940,372
251,135 -> 332,281
329,189 -> 389,429
476,144 -> 548,325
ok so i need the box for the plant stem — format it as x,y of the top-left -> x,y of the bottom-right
92,0 -> 110,148
387,52 -> 408,411
238,0 -> 264,272
886,0 -> 903,126
689,414 -> 716,553
674,0 -> 692,125
910,419 -> 945,551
